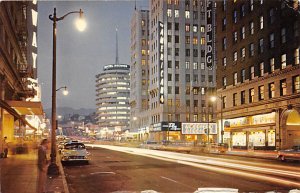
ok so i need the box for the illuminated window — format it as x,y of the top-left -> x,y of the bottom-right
31,9 -> 38,26
241,26 -> 245,39
259,38 -> 264,54
233,72 -> 238,85
259,85 -> 264,100
185,11 -> 190,19
141,59 -> 146,65
32,32 -> 37,47
249,43 -> 254,56
295,48 -> 299,65
241,47 -> 245,58
193,114 -> 198,122
193,25 -> 198,32
269,82 -> 275,98
270,58 -> 275,73
185,61 -> 190,69
193,37 -> 198,44
193,62 -> 198,70
167,9 -> 172,17
249,88 -> 254,103
185,24 -> 190,32
175,10 -> 179,18
223,57 -> 227,67
233,93 -> 237,106
200,25 -> 205,32
200,37 -> 205,45
233,51 -> 237,61
241,69 -> 245,83
260,62 -> 264,76
186,36 -> 190,44
250,66 -> 255,80
233,31 -> 238,43
280,79 -> 287,96
293,75 -> 300,93
281,54 -> 286,69
269,33 -> 274,48
223,77 -> 227,87
250,21 -> 254,35
260,16 -> 264,29
142,50 -> 146,56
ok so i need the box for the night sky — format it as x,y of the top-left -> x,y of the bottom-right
37,0 -> 148,109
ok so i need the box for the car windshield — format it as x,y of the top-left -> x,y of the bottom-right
64,143 -> 85,150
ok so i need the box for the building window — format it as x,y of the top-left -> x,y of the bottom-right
193,88 -> 198,95
280,79 -> 287,96
241,47 -> 245,58
174,10 -> 179,18
259,85 -> 264,100
241,69 -> 245,83
293,75 -> 300,93
185,61 -> 190,69
250,65 -> 255,80
186,86 -> 190,95
200,37 -> 205,45
193,49 -> 198,57
260,62 -> 264,76
259,16 -> 264,29
168,61 -> 172,68
193,114 -> 198,122
175,48 -> 179,56
193,62 -> 198,70
241,4 -> 245,17
233,72 -> 238,85
168,114 -> 172,121
270,58 -> 275,73
249,88 -> 254,103
185,11 -> 190,19
281,28 -> 286,44
223,57 -> 227,67
175,87 -> 179,94
186,113 -> 190,122
192,37 -> 198,45
250,0 -> 254,11
222,17 -> 226,31
193,11 -> 198,20
186,99 -> 190,107
269,33 -> 274,48
186,74 -> 190,82
168,86 -> 172,94
194,100 -> 198,108
186,49 -> 190,57
241,26 -> 245,40
222,96 -> 226,109
222,37 -> 227,50
259,38 -> 264,54
168,99 -> 173,107
200,25 -> 205,33
233,31 -> 238,43
241,91 -> 245,104
233,51 -> 237,61
269,8 -> 275,24
222,0 -> 226,11
167,9 -> 172,17
249,43 -> 254,56
223,77 -> 227,87
250,21 -> 254,35
233,93 -> 237,106
269,82 -> 275,99
168,74 -> 172,81
175,61 -> 179,69
193,25 -> 198,32
281,54 -> 286,69
185,24 -> 190,32
201,62 -> 205,69
295,48 -> 299,65
186,36 -> 190,44
233,10 -> 237,23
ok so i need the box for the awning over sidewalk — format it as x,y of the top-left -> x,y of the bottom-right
0,99 -> 43,131
6,100 -> 43,115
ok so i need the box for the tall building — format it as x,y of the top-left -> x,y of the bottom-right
95,31 -> 130,137
215,0 -> 300,150
130,8 -> 150,138
144,0 -> 216,142
0,1 -> 43,147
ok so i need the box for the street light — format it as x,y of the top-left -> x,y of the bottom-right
210,95 -> 223,144
56,86 -> 69,96
48,8 -> 86,176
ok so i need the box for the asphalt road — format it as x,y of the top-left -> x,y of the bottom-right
63,147 -> 299,193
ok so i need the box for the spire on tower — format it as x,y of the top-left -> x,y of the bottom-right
115,27 -> 119,65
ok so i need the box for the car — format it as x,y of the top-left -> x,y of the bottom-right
61,142 -> 90,164
277,145 -> 300,162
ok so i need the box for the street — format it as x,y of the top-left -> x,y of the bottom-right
62,146 -> 300,193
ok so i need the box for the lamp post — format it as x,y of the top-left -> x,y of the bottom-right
48,8 -> 86,176
56,86 -> 69,96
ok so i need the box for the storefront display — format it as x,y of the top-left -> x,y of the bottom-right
268,130 -> 275,146
249,131 -> 265,146
232,132 -> 246,146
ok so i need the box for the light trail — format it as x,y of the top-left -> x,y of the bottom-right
87,144 -> 300,188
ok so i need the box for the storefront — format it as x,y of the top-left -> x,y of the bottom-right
223,112 -> 276,150
182,122 -> 217,143
149,122 -> 182,142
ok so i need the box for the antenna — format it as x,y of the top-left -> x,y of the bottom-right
115,27 -> 119,65
134,0 -> 137,10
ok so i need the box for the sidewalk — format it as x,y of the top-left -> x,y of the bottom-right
0,149 -> 68,193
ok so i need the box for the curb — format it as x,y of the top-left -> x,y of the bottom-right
57,155 -> 70,193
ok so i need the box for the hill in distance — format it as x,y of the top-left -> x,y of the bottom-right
44,107 -> 95,118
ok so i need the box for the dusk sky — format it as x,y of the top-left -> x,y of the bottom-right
37,1 -> 148,110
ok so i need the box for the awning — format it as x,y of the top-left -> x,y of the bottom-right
6,100 -> 43,115
0,100 -> 43,131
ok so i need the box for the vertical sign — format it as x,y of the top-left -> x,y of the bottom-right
206,0 -> 213,69
159,22 -> 164,104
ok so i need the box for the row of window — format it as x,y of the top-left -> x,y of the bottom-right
167,9 -> 206,20
223,75 -> 300,108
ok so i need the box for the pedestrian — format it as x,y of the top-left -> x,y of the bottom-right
37,139 -> 49,193
3,136 -> 8,158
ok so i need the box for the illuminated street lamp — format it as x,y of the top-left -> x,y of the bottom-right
56,86 -> 69,96
48,8 -> 86,176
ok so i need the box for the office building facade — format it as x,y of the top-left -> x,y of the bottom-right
215,0 -> 300,150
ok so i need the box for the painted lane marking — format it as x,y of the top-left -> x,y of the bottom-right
90,171 -> 116,175
160,176 -> 178,183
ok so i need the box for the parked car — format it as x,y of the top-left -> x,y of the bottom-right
61,142 -> 90,164
277,145 -> 300,161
